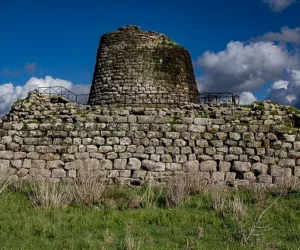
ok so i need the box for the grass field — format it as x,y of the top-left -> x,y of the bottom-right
0,178 -> 299,250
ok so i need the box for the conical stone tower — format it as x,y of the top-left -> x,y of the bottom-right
88,25 -> 200,107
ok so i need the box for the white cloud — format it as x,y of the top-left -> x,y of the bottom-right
197,41 -> 290,95
267,70 -> 300,105
262,0 -> 295,12
239,92 -> 257,104
272,80 -> 289,89
0,76 -> 90,115
258,26 -> 300,44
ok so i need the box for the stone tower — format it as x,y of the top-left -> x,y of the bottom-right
88,25 -> 200,106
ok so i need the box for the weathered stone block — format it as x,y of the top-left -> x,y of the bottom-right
232,161 -> 251,173
278,159 -> 295,167
23,159 -> 32,169
142,160 -> 165,172
98,146 -> 113,153
200,160 -> 217,172
52,169 -> 66,178
11,160 -> 22,169
225,172 -> 236,181
229,147 -> 243,155
47,160 -> 64,169
0,151 -> 13,160
68,170 -> 77,178
106,152 -> 118,159
294,166 -> 300,177
32,160 -> 46,169
189,125 -> 206,133
92,137 -> 105,146
126,158 -> 141,170
243,172 -> 256,181
161,154 -> 173,163
137,116 -> 154,124
252,163 -> 268,175
258,175 -> 272,184
17,168 -> 29,177
183,160 -> 199,172
106,137 -> 120,145
212,172 -> 225,182
225,154 -> 239,162
219,161 -> 231,172
114,159 -> 127,170
194,118 -> 212,125
166,163 -> 182,171
262,156 -> 276,165
119,170 -> 131,178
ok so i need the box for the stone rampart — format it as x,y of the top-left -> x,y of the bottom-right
1,90 -> 300,187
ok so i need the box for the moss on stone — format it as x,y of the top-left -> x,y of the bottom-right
270,110 -> 278,116
288,106 -> 300,115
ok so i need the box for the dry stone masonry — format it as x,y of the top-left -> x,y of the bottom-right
88,25 -> 200,107
1,90 -> 300,187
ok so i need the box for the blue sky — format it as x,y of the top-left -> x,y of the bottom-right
1,0 -> 300,114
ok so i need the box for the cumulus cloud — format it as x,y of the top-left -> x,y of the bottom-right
258,26 -> 300,45
262,0 -> 296,12
266,69 -> 300,106
196,25 -> 300,105
0,76 -> 90,115
239,92 -> 257,104
272,80 -> 289,89
197,41 -> 290,95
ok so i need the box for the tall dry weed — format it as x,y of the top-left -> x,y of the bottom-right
0,177 -> 10,195
165,175 -> 189,208
212,190 -> 228,213
139,183 -> 163,208
28,180 -> 71,208
71,166 -> 106,206
186,174 -> 212,195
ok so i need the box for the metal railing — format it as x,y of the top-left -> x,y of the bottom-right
200,92 -> 239,105
38,86 -> 90,105
38,87 -> 240,106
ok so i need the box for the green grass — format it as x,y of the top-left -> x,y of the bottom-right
0,185 -> 300,250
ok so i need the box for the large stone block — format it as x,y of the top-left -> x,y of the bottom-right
232,161 -> 251,173
183,160 -> 200,172
200,160 -> 216,172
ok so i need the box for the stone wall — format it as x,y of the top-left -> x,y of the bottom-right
1,90 -> 300,187
88,25 -> 200,107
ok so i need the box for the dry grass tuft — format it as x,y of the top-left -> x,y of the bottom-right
212,190 -> 228,213
186,174 -> 212,196
71,166 -> 106,206
139,183 -> 163,208
228,196 -> 246,222
0,177 -> 11,195
166,175 -> 190,208
28,180 -> 71,208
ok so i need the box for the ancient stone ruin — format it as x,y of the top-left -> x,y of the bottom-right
88,25 -> 200,107
1,26 -> 300,188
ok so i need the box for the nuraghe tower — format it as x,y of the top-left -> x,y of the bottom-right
88,25 -> 200,106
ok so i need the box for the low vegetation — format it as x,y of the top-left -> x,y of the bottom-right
0,176 -> 300,249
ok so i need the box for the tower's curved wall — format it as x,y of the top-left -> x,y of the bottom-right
88,25 -> 200,106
